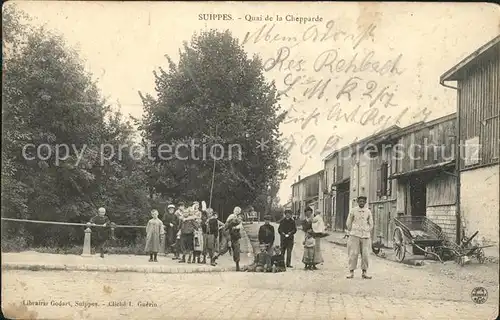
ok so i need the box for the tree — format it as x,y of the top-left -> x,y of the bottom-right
140,29 -> 289,216
2,4 -> 151,248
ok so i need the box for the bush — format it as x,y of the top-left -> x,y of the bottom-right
1,235 -> 29,252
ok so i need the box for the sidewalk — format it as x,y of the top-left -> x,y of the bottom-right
1,227 -> 254,274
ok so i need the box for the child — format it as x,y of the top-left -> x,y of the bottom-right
302,231 -> 316,270
254,244 -> 272,272
193,221 -> 204,263
179,209 -> 196,263
271,246 -> 286,273
145,209 -> 164,262
89,207 -> 112,258
205,209 -> 220,266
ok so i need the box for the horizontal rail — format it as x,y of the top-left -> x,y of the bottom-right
1,217 -> 146,229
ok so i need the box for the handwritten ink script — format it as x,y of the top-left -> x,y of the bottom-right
242,19 -> 432,178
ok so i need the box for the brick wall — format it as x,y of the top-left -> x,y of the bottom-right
426,205 -> 456,241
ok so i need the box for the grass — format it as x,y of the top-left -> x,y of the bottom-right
1,235 -> 149,255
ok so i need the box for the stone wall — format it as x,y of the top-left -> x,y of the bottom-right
426,205 -> 456,241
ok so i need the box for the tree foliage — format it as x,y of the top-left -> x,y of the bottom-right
140,29 -> 289,219
2,5 -> 152,248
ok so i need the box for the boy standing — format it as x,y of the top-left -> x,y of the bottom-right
278,209 -> 297,268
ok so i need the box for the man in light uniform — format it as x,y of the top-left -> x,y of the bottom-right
345,195 -> 373,279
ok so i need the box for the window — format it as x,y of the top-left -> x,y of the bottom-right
377,162 -> 391,197
464,136 -> 480,166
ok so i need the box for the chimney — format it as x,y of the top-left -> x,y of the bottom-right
298,175 -> 301,181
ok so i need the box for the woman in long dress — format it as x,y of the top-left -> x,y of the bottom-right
302,207 -> 324,270
145,209 -> 164,262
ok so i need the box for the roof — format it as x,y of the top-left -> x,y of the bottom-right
424,113 -> 456,127
389,160 -> 455,179
322,114 -> 456,163
323,125 -> 400,161
291,169 -> 324,187
441,35 -> 500,82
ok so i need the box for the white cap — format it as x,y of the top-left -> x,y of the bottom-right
98,207 -> 106,214
167,204 -> 175,209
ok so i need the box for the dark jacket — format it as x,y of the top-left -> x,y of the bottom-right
302,219 -> 312,233
162,212 -> 179,230
180,218 -> 196,234
206,217 -> 219,236
89,215 -> 111,243
278,218 -> 297,240
258,224 -> 275,245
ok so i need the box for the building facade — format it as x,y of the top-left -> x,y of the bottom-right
390,114 -> 458,243
441,35 -> 500,258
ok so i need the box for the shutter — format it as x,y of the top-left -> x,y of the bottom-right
324,170 -> 328,192
386,161 -> 392,196
376,167 -> 382,197
381,163 -> 388,196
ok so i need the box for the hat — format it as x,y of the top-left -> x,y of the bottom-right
167,204 -> 175,209
284,209 -> 292,214
264,215 -> 271,220
357,195 -> 367,200
305,206 -> 313,213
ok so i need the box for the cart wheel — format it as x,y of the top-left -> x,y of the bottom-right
477,249 -> 486,264
393,227 -> 406,262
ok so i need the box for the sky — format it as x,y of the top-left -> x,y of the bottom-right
8,1 -> 499,205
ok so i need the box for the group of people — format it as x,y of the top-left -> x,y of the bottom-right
254,210 -> 297,272
88,195 -> 374,278
148,201 -> 245,270
254,195 -> 374,278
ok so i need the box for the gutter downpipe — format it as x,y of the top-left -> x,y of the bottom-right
440,80 -> 461,244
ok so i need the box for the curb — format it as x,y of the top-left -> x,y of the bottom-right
1,263 -> 240,274
2,227 -> 255,274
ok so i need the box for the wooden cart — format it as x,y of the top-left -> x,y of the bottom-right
392,216 -> 447,263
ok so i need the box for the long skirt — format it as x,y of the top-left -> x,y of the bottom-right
181,233 -> 194,253
193,230 -> 204,252
145,231 -> 161,253
165,227 -> 177,249
205,234 -> 218,252
302,247 -> 315,264
313,237 -> 324,264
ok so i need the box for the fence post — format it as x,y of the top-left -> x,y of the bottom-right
159,225 -> 166,256
82,225 -> 92,257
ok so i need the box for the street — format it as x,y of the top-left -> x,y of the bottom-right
2,223 -> 498,319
